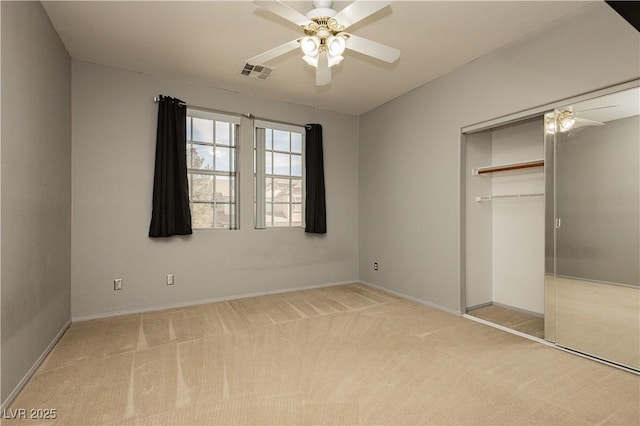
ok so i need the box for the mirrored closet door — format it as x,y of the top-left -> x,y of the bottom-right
464,83 -> 639,371
546,86 -> 640,370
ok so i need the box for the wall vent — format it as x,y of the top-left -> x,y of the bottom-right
240,63 -> 275,80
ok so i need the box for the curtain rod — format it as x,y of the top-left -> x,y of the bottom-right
153,95 -> 306,129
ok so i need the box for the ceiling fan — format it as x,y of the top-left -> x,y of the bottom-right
545,105 -> 616,133
247,0 -> 401,86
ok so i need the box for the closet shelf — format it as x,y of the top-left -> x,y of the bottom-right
476,192 -> 544,202
473,159 -> 544,176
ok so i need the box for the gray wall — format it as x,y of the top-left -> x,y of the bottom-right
71,61 -> 359,319
1,1 -> 71,405
556,115 -> 639,286
359,2 -> 640,312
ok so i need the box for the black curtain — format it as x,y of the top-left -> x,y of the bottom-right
149,95 -> 192,237
305,124 -> 327,234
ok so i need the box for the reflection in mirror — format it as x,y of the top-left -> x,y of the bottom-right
550,86 -> 640,370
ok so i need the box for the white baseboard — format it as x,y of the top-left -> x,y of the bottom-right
360,281 -> 462,316
72,280 -> 358,322
1,319 -> 71,411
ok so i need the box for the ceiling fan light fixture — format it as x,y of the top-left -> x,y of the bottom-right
300,36 -> 320,56
327,35 -> 346,57
545,110 -> 579,134
303,53 -> 343,68
328,54 -> 344,67
545,117 -> 557,134
559,115 -> 576,132
302,54 -> 319,67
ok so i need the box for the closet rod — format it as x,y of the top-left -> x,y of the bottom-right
474,159 -> 544,175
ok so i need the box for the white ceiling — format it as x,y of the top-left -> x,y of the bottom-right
42,1 -> 594,116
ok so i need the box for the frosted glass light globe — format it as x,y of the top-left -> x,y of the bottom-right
327,36 -> 346,57
300,37 -> 320,56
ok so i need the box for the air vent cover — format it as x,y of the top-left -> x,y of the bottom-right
240,63 -> 275,80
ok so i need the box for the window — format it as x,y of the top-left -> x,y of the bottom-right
186,109 -> 240,229
254,121 -> 305,228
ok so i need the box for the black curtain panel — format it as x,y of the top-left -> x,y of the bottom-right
149,95 -> 193,237
305,124 -> 327,234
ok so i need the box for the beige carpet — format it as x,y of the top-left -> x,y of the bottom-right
6,284 -> 639,425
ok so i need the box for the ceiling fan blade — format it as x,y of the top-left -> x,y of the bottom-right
246,39 -> 300,65
316,51 -> 331,86
333,1 -> 391,29
253,1 -> 313,27
574,117 -> 605,127
575,105 -> 618,113
345,33 -> 400,63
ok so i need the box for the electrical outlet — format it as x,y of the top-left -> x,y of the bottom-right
166,274 -> 174,286
114,278 -> 123,291
374,262 -> 378,271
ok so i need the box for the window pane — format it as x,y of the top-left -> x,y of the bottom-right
187,117 -> 192,141
274,130 -> 290,152
266,129 -> 272,150
216,121 -> 230,145
291,179 -> 303,203
272,203 -> 290,226
192,203 -> 214,228
265,177 -> 273,202
214,203 -> 232,229
192,118 -> 213,143
191,174 -> 214,201
214,175 -> 232,202
214,203 -> 235,229
291,133 -> 302,153
291,154 -> 302,177
273,178 -> 290,203
273,152 -> 290,175
186,143 -> 192,168
291,204 -> 302,227
266,151 -> 273,174
192,144 -> 214,170
215,147 -> 231,172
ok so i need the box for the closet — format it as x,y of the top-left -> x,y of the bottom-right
464,117 -> 546,338
462,83 -> 639,372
